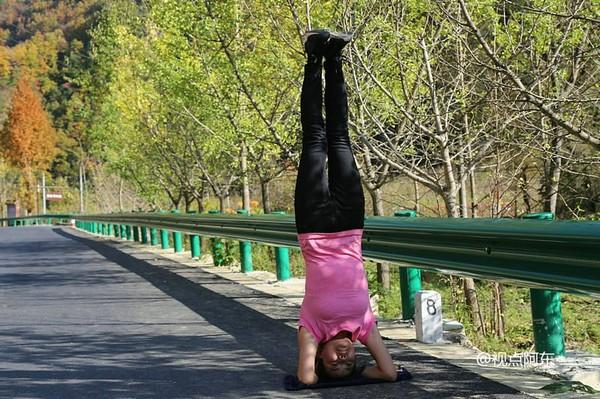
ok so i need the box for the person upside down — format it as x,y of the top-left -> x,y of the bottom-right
295,29 -> 397,385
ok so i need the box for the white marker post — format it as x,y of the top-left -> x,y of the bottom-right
415,290 -> 443,344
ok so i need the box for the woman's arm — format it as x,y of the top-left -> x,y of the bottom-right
297,327 -> 319,384
361,325 -> 397,381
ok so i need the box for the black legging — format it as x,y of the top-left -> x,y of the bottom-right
294,59 -> 365,234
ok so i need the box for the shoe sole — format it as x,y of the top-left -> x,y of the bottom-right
302,29 -> 330,45
328,31 -> 353,43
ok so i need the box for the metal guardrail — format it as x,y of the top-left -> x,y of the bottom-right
3,211 -> 600,356
42,212 -> 600,298
0,214 -> 72,226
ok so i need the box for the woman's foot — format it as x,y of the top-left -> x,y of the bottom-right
302,29 -> 330,61
326,31 -> 353,59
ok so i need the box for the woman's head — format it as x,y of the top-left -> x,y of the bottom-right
317,336 -> 356,379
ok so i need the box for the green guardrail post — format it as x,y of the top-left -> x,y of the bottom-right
114,224 -> 120,238
187,211 -> 201,259
93,222 -> 99,234
523,212 -> 565,356
160,224 -> 170,249
120,224 -> 126,239
171,209 -> 183,253
125,225 -> 133,240
271,211 -> 291,281
530,288 -> 565,356
208,210 -> 225,266
151,227 -> 159,246
394,210 -> 422,320
132,225 -> 140,242
140,226 -> 148,244
237,209 -> 253,272
108,223 -> 114,237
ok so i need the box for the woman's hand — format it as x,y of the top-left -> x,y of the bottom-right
297,327 -> 319,385
362,325 -> 397,381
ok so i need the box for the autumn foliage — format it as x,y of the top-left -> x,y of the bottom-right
1,75 -> 57,211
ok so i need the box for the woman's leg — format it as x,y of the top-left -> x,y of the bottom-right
294,58 -> 334,234
324,55 -> 365,231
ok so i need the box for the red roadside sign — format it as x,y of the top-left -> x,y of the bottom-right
46,192 -> 63,201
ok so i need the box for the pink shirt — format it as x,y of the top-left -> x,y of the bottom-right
298,229 -> 376,344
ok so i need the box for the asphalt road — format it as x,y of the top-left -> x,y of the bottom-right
0,226 -> 533,398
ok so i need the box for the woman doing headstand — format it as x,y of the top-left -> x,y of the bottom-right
295,30 -> 397,385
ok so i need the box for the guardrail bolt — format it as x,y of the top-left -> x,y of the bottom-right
236,209 -> 253,272
271,211 -> 291,281
395,210 -> 422,320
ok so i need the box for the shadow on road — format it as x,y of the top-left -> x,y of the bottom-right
43,228 -> 528,398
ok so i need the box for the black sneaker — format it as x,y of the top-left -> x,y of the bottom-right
302,29 -> 330,56
325,31 -> 353,59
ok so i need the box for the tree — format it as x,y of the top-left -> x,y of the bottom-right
0,45 -> 10,79
1,74 -> 57,212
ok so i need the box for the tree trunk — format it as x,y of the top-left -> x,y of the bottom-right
218,195 -> 225,212
543,135 -> 563,214
184,193 -> 192,213
443,187 -> 485,335
118,176 -> 123,212
520,166 -> 532,214
469,168 -> 478,218
492,281 -> 506,338
464,277 -> 486,335
241,141 -> 251,211
414,180 -> 420,214
459,158 -> 468,218
261,179 -> 271,214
